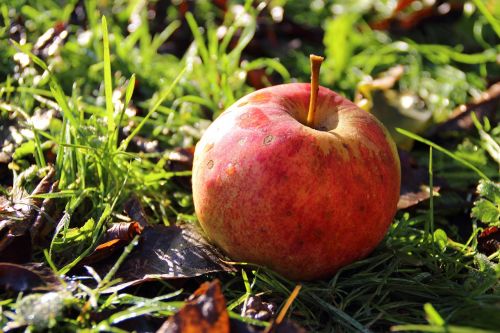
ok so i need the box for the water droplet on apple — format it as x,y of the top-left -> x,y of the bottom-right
207,160 -> 214,169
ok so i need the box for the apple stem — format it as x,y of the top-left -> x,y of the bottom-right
306,54 -> 324,128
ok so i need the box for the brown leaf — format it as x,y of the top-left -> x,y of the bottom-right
478,226 -> 500,256
167,147 -> 195,172
241,295 -> 277,322
31,179 -> 59,247
93,224 -> 235,292
272,321 -> 308,333
429,82 -> 500,139
80,222 -> 143,266
0,166 -> 57,262
103,221 -> 143,242
370,1 -> 463,31
124,196 -> 150,228
398,149 -> 441,210
0,262 -> 60,292
157,279 -> 230,333
167,147 -> 195,190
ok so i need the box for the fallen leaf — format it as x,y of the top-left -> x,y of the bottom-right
167,147 -> 195,173
0,165 -> 57,262
0,262 -> 60,292
124,196 -> 150,228
477,227 -> 500,256
92,224 -> 235,292
241,295 -> 277,322
31,180 -> 59,247
371,1 -> 463,31
229,319 -> 261,333
398,149 -> 441,210
103,221 -> 144,242
354,65 -> 432,150
272,321 -> 308,333
80,221 -> 143,266
428,82 -> 500,140
157,279 -> 230,333
167,147 -> 195,190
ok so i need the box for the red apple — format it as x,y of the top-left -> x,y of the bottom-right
192,57 -> 400,280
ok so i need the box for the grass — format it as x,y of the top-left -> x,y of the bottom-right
1,0 -> 499,332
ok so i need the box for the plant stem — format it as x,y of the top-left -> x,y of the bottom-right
307,54 -> 324,127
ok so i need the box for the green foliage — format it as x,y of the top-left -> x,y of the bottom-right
1,1 -> 499,332
472,180 -> 500,226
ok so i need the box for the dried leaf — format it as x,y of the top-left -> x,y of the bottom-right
94,224 -> 235,292
0,166 -> 57,262
80,221 -> 143,266
272,321 -> 308,333
477,227 -> 500,256
241,295 -> 277,322
167,147 -> 195,173
429,82 -> 500,139
104,221 -> 144,242
0,262 -> 60,292
124,196 -> 150,228
229,319 -> 261,333
157,279 -> 230,333
167,147 -> 195,190
398,150 -> 441,210
31,180 -> 59,246
371,1 -> 463,31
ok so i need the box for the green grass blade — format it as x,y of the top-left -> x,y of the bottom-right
119,66 -> 186,151
396,128 -> 490,180
101,16 -> 115,142
471,0 -> 500,38
185,12 -> 209,64
114,74 -> 136,147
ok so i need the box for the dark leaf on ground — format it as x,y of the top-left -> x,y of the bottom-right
168,147 -> 195,190
229,319 -> 260,333
103,221 -> 144,243
428,82 -> 500,141
157,279 -> 230,333
241,295 -> 277,322
93,224 -> 235,292
0,262 -> 60,292
477,227 -> 500,256
167,147 -> 195,173
398,149 -> 441,210
80,221 -> 143,266
124,196 -> 150,228
371,1 -> 463,32
272,320 -> 308,333
0,166 -> 57,263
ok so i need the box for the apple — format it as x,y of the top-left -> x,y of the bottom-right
192,56 -> 400,280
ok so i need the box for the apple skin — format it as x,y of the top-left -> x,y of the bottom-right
192,83 -> 400,281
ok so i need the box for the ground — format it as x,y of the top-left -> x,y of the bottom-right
0,1 -> 499,332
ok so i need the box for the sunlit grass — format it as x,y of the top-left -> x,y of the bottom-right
1,0 -> 499,332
